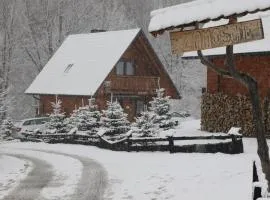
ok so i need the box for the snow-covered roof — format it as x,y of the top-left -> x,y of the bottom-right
183,12 -> 270,57
149,0 -> 270,34
25,29 -> 140,96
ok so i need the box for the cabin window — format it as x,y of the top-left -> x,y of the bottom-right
116,61 -> 124,75
126,62 -> 134,75
116,60 -> 135,75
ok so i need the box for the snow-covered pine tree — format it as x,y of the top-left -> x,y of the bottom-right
101,100 -> 130,136
0,118 -> 14,139
133,109 -> 158,137
46,97 -> 68,133
149,88 -> 176,130
69,98 -> 101,133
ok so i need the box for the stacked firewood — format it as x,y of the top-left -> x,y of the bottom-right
264,94 -> 270,135
200,93 -> 270,137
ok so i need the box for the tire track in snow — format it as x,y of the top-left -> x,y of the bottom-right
2,154 -> 53,200
1,150 -> 82,200
0,154 -> 32,199
32,149 -> 108,200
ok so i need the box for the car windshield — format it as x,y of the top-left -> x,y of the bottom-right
23,120 -> 35,126
21,118 -> 49,126
35,118 -> 49,124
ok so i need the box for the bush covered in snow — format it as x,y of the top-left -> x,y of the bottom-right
100,101 -> 130,136
68,98 -> 101,133
149,88 -> 176,130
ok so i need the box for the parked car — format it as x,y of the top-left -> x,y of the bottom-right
171,111 -> 190,118
170,111 -> 191,126
14,117 -> 50,134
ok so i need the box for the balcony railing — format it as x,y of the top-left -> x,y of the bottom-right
104,76 -> 159,95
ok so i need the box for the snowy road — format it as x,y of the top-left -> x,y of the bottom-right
0,148 -> 107,200
33,150 -> 107,200
2,154 -> 53,200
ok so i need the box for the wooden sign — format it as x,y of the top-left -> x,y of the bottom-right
170,19 -> 264,54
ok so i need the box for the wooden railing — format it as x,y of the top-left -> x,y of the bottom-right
107,76 -> 159,95
20,132 -> 243,154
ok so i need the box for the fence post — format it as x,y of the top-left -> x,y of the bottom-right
168,136 -> 174,153
98,135 -> 102,148
231,134 -> 236,143
253,161 -> 262,200
230,134 -> 236,154
127,137 -> 132,152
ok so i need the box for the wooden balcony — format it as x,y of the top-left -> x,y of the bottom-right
104,76 -> 159,95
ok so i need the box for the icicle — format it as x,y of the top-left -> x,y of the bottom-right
82,98 -> 84,107
111,92 -> 113,103
88,95 -> 93,106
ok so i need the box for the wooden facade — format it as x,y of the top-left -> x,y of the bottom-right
37,31 -> 179,121
207,53 -> 270,98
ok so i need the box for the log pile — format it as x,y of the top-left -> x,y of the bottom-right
264,95 -> 270,135
201,93 -> 270,137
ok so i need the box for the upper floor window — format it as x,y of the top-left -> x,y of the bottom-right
136,100 -> 145,115
116,60 -> 135,76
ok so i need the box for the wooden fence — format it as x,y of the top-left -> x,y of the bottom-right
252,161 -> 269,200
21,132 -> 243,154
253,161 -> 261,200
128,135 -> 243,154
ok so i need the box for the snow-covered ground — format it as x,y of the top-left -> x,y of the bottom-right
171,117 -> 228,136
19,150 -> 82,200
0,118 -> 265,200
0,155 -> 33,199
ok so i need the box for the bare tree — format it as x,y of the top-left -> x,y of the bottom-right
22,0 -> 60,72
197,18 -> 270,190
0,0 -> 20,121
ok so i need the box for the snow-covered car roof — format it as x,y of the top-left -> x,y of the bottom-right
20,117 -> 49,122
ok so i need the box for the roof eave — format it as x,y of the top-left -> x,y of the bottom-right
25,92 -> 95,97
150,6 -> 270,37
182,50 -> 270,59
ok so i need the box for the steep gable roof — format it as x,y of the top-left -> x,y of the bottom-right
25,29 -> 140,96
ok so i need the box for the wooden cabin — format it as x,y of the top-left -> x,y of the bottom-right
25,29 -> 180,121
183,13 -> 270,136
